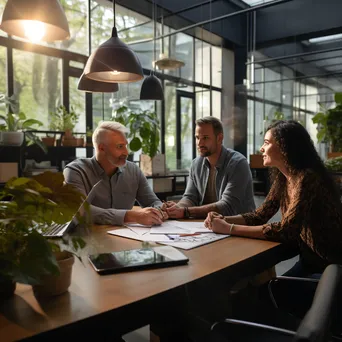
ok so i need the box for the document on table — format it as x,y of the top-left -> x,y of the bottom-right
108,228 -> 172,242
108,221 -> 229,250
160,233 -> 229,250
150,221 -> 211,234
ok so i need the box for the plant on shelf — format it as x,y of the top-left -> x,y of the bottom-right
312,92 -> 342,153
0,94 -> 46,152
111,105 -> 160,159
50,105 -> 81,146
0,172 -> 88,298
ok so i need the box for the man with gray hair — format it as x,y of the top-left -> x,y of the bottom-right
64,121 -> 166,226
166,116 -> 255,219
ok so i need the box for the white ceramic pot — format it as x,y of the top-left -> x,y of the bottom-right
0,132 -> 24,146
33,251 -> 75,297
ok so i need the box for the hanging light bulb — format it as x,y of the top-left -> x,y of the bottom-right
0,0 -> 70,42
23,21 -> 46,42
140,0 -> 164,100
83,0 -> 143,83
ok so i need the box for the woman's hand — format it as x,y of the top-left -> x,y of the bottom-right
210,218 -> 231,235
204,211 -> 224,229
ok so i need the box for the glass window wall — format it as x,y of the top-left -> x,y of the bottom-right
0,0 -> 223,173
13,50 -> 62,128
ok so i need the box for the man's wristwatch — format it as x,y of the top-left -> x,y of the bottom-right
184,207 -> 190,218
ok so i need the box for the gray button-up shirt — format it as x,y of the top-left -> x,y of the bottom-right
63,157 -> 162,225
180,146 -> 256,215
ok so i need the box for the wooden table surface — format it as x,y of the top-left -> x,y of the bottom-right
0,224 -> 290,341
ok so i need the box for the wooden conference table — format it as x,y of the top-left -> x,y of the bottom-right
0,224 -> 292,341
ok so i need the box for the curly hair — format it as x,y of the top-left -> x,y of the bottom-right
267,120 -> 340,203
266,121 -> 342,261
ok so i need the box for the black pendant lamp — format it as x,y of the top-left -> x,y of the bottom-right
84,0 -> 143,83
78,73 -> 119,93
140,0 -> 164,100
0,0 -> 70,42
140,72 -> 163,100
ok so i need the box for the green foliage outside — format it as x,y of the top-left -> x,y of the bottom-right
325,156 -> 342,172
312,92 -> 342,152
112,106 -> 160,159
50,105 -> 79,132
0,172 -> 88,285
260,109 -> 285,136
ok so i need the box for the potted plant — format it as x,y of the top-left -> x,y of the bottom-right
42,122 -> 57,147
112,105 -> 160,158
50,105 -> 81,146
112,106 -> 163,175
0,171 -> 88,298
0,94 -> 46,152
312,92 -> 342,158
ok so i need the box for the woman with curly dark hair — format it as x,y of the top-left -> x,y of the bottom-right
205,120 -> 342,276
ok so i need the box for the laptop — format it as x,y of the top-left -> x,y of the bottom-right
43,180 -> 102,238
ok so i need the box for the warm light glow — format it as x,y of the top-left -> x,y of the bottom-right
23,21 -> 45,42
111,70 -> 121,75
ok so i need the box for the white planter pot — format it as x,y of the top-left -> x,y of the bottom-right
0,132 -> 24,146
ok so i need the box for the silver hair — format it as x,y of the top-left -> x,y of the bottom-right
92,121 -> 128,149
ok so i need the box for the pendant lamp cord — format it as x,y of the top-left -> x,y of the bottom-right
113,0 -> 116,27
153,0 -> 156,73
209,0 -> 212,101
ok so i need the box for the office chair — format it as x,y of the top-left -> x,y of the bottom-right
210,264 -> 342,342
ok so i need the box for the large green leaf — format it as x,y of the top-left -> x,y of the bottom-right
18,112 -> 26,121
129,137 -> 142,152
312,112 -> 326,124
25,131 -> 47,153
7,113 -> 16,131
335,92 -> 342,105
22,119 -> 43,129
317,129 -> 326,142
14,231 -> 59,285
140,126 -> 150,140
10,178 -> 31,187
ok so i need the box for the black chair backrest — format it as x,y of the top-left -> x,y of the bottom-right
294,264 -> 342,342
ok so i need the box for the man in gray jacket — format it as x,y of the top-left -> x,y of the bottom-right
166,116 -> 255,219
64,121 -> 165,226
